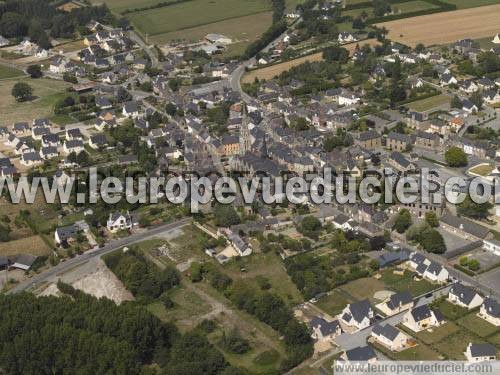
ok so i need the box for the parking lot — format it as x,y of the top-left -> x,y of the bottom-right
477,267 -> 500,293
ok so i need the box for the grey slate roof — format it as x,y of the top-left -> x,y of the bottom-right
345,346 -> 377,361
441,212 -> 489,239
483,297 -> 500,318
348,299 -> 372,324
469,343 -> 497,358
410,304 -> 432,322
387,291 -> 413,310
450,282 -> 479,305
372,323 -> 400,341
310,316 -> 340,336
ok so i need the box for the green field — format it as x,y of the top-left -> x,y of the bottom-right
126,0 -> 271,37
0,78 -> 70,124
150,11 -> 272,44
0,64 -> 25,80
344,0 -> 439,18
415,322 -> 460,344
442,0 -> 500,9
316,290 -> 354,316
407,94 -> 450,112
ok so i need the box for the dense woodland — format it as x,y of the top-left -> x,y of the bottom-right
0,284 -> 234,374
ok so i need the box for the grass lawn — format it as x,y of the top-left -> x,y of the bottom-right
151,11 -> 272,44
415,322 -> 460,345
0,64 -> 25,79
407,94 -> 450,112
392,0 -> 440,13
380,268 -> 437,296
167,224 -> 215,263
475,36 -> 497,50
339,277 -> 386,303
219,251 -> 303,305
146,285 -> 212,332
487,331 -> 500,348
55,40 -> 86,53
316,290 -> 354,317
434,299 -> 470,321
0,235 -> 52,257
442,0 -> 500,9
436,330 -> 482,359
0,78 -> 70,124
469,163 -> 494,176
457,313 -> 500,338
394,343 -> 441,360
127,0 -> 271,37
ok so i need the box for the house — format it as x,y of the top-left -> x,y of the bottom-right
107,211 -> 133,232
357,130 -> 381,150
10,254 -> 37,270
31,126 -> 51,140
338,90 -> 361,106
440,212 -> 489,241
20,152 -> 42,167
123,101 -> 139,118
54,224 -> 79,246
423,262 -> 449,283
483,90 -> 500,104
478,77 -> 495,90
41,134 -> 60,148
415,131 -> 440,149
340,346 -> 377,363
478,297 -> 500,326
459,80 -> 479,93
387,132 -> 411,152
493,33 -> 500,44
0,35 -> 9,47
12,122 -> 30,136
310,317 -> 342,341
221,134 -> 240,156
379,291 -> 413,316
205,33 -> 232,44
403,304 -> 444,332
483,239 -> 500,256
448,283 -> 484,310
96,96 -> 113,109
389,151 -> 415,172
371,324 -> 408,351
49,56 -> 69,74
63,140 -> 84,155
340,299 -> 373,330
338,32 -> 357,44
464,343 -> 497,362
40,146 -> 59,160
66,128 -> 83,141
89,134 -> 108,149
440,73 -> 457,86
462,99 -> 478,113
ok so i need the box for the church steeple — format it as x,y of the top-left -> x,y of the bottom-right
239,104 -> 251,155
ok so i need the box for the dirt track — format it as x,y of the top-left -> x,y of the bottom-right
376,4 -> 500,47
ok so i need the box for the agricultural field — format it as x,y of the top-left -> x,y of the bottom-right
344,0 -> 440,18
124,0 -> 271,41
407,94 -> 450,112
0,77 -> 70,124
442,0 -> 500,9
376,4 -> 500,47
151,11 -> 272,44
0,64 -> 25,80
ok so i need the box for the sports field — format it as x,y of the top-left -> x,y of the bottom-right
376,4 -> 500,47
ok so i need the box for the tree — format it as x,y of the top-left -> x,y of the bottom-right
451,95 -> 462,109
470,91 -> 483,110
165,102 -> 177,116
445,147 -> 468,167
373,0 -> 391,17
213,204 -> 240,227
424,211 -> 439,227
116,86 -> 131,102
0,12 -> 28,38
0,223 -> 11,242
457,195 -> 493,220
467,259 -> 480,271
420,227 -> 446,254
323,45 -> 349,63
27,64 -> 43,78
11,82 -> 33,102
393,209 -> 412,233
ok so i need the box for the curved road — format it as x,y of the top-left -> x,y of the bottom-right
7,218 -> 191,294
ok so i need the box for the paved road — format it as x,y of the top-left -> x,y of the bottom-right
7,218 -> 191,294
129,30 -> 158,69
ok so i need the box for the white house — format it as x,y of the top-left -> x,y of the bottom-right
20,152 -> 42,167
122,101 -> 139,118
310,317 -> 342,342
340,299 -> 373,331
377,290 -> 414,316
371,324 -> 409,351
63,140 -> 85,155
464,343 -> 497,362
492,33 -> 500,44
448,283 -> 484,310
403,304 -> 444,332
338,91 -> 361,106
483,239 -> 500,256
338,32 -> 357,44
478,297 -> 500,326
107,211 -> 133,232
440,73 -> 457,86
423,261 -> 449,283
